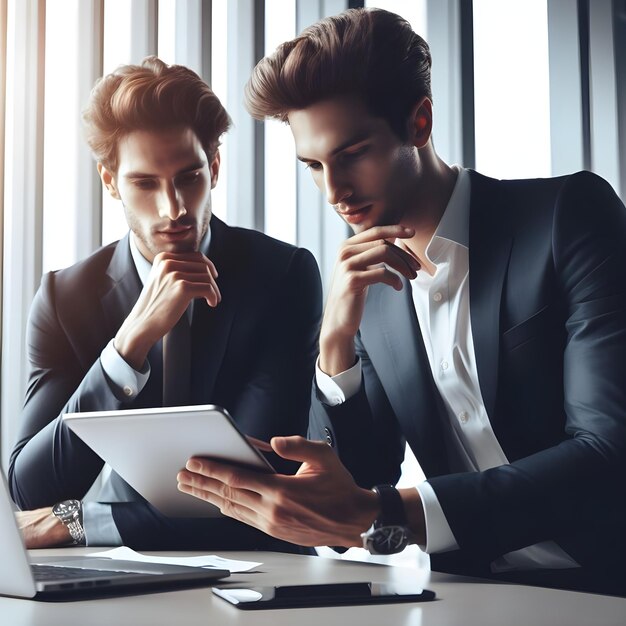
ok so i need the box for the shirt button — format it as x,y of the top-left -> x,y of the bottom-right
123,385 -> 134,397
433,291 -> 443,302
440,360 -> 449,371
459,411 -> 469,424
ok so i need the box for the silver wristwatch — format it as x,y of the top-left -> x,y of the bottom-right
52,499 -> 86,545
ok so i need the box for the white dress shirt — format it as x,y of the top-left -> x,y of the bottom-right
316,168 -> 579,572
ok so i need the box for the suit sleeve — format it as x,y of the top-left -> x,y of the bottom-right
309,332 -> 405,489
220,247 -> 323,475
8,272 -> 130,510
429,172 -> 626,568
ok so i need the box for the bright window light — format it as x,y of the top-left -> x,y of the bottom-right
43,0 -> 80,272
263,0 -> 297,244
157,0 -> 177,65
473,0 -> 551,179
100,0 -> 135,246
210,0 -> 228,221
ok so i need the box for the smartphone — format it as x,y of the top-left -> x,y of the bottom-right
212,581 -> 436,610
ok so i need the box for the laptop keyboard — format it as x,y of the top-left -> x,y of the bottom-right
32,564 -> 133,581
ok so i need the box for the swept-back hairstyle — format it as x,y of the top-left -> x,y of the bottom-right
245,7 -> 431,139
83,56 -> 231,172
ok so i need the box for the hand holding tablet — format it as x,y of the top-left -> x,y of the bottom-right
63,405 -> 274,518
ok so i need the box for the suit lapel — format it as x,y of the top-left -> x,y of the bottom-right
468,171 -> 513,422
100,233 -> 142,338
361,280 -> 449,477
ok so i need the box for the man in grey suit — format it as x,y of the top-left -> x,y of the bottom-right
11,57 -> 322,551
178,9 -> 626,595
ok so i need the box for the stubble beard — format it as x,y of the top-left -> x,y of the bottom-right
124,200 -> 212,259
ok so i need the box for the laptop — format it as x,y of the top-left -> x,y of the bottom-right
0,470 -> 229,599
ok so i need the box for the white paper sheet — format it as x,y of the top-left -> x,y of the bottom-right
89,546 -> 261,573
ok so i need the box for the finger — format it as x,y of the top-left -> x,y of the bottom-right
206,279 -> 221,306
199,256 -> 219,280
246,435 -> 273,452
346,244 -> 419,279
153,253 -> 219,279
339,238 -> 420,270
183,457 -> 272,495
165,275 -> 221,306
200,281 -> 221,307
269,436 -> 335,465
343,266 -> 405,292
165,281 -> 220,308
177,470 -> 264,510
206,258 -> 219,280
177,480 -> 263,527
347,224 -> 414,245
382,240 -> 421,272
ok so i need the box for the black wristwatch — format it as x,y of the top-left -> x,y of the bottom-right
361,484 -> 409,555
52,499 -> 86,545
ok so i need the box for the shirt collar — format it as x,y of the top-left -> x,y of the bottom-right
425,166 -> 471,264
129,225 -> 212,286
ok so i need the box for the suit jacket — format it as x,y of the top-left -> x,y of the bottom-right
309,170 -> 626,581
10,216 -> 322,550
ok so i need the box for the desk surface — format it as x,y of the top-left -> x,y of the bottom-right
1,549 -> 623,626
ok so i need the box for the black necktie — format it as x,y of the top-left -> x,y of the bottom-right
162,308 -> 191,406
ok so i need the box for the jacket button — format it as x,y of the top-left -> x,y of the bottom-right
324,427 -> 334,447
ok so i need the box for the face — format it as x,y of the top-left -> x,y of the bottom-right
99,127 -> 219,262
288,96 -> 422,234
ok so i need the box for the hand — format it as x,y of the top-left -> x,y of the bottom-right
177,436 -> 380,547
114,251 -> 221,368
320,225 -> 420,375
15,508 -> 73,549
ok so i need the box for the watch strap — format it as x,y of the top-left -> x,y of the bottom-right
372,484 -> 407,528
64,518 -> 85,545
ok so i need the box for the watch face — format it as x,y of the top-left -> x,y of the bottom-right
52,499 -> 80,520
370,526 -> 409,555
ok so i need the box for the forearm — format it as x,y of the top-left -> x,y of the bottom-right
16,507 -> 74,549
319,332 -> 356,377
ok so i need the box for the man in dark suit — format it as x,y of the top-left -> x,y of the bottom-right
10,57 -> 322,551
177,9 -> 626,595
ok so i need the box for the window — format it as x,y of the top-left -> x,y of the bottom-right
43,0 -> 82,273
4,0 -> 625,472
210,0 -> 228,222
264,0 -> 296,244
473,0 -> 551,179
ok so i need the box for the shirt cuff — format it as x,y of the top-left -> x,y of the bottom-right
100,339 -> 150,400
83,502 -> 123,546
315,356 -> 362,406
415,482 -> 459,554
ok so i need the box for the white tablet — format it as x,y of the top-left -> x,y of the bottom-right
63,405 -> 275,518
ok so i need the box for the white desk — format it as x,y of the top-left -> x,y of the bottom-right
0,549 -> 624,626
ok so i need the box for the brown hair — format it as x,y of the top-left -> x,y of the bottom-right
245,8 -> 431,139
83,56 -> 231,172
